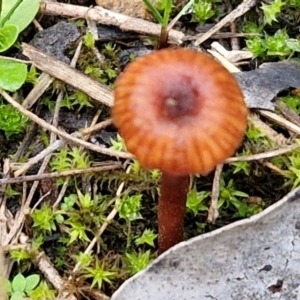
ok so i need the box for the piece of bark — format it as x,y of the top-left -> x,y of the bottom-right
29,21 -> 80,64
112,186 -> 300,300
235,61 -> 300,111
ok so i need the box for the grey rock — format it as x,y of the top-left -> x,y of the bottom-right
30,21 -> 80,64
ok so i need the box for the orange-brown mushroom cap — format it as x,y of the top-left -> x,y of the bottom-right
113,48 -> 248,176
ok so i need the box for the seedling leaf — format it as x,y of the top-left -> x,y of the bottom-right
25,274 -> 40,291
10,291 -> 25,300
12,273 -> 26,292
0,24 -> 18,52
1,0 -> 41,32
0,58 -> 27,91
143,0 -> 164,24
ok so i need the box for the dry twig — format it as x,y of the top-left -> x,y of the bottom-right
194,0 -> 257,46
41,0 -> 184,44
0,164 -> 122,185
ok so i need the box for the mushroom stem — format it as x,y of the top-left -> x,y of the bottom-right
158,26 -> 169,49
158,172 -> 190,254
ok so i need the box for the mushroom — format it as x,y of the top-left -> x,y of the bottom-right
112,48 -> 248,254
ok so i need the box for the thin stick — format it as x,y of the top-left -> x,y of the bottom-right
14,139 -> 65,177
263,161 -> 287,176
81,118 -> 113,136
0,164 -> 121,185
22,73 -> 54,109
224,144 -> 299,163
207,164 -> 223,223
259,109 -> 300,136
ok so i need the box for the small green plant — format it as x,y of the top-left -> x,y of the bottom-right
245,125 -> 266,142
4,184 -> 20,197
110,134 -> 127,152
186,187 -> 209,216
50,146 -> 91,173
103,42 -> 118,58
0,58 -> 28,91
79,41 -> 120,86
83,32 -> 95,49
144,0 -> 172,32
0,100 -> 28,138
27,281 -> 56,300
192,0 -> 217,24
244,35 -> 266,58
72,252 -> 93,268
31,203 -> 57,235
6,273 -> 40,300
58,191 -> 110,244
1,0 -> 41,42
135,229 -> 157,247
84,62 -> 119,86
10,249 -> 31,264
67,91 -> 93,111
118,194 -> 144,248
83,258 -> 116,289
244,1 -> 300,58
25,66 -> 39,85
230,150 -> 252,176
231,160 -> 251,176
50,147 -> 72,172
280,95 -> 300,114
218,178 -> 249,213
233,200 -> 263,218
289,0 -> 300,6
245,124 -> 271,152
272,142 -> 300,189
265,29 -> 291,57
118,194 -> 143,222
261,0 -> 285,25
245,28 -> 297,58
10,239 -> 42,269
124,250 -> 153,275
